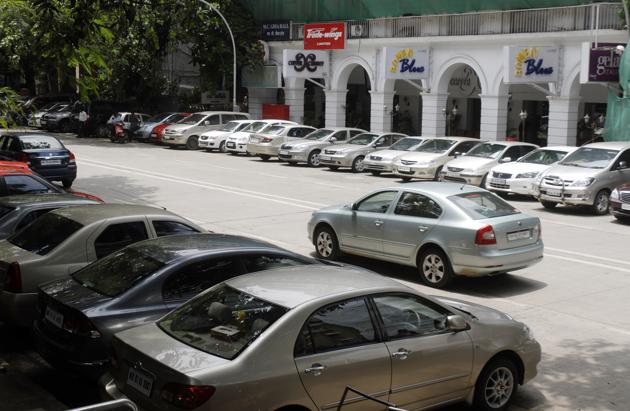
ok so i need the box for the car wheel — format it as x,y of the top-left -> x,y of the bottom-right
186,136 -> 199,150
288,161 -> 297,166
541,200 -> 557,210
96,125 -> 109,138
62,179 -> 74,189
418,248 -> 453,289
314,226 -> 340,260
259,155 -> 271,161
370,170 -> 381,176
401,176 -> 412,182
591,190 -> 610,215
433,166 -> 443,181
219,141 -> 227,153
307,150 -> 321,167
328,166 -> 339,171
351,156 -> 365,173
480,173 -> 488,188
473,357 -> 519,411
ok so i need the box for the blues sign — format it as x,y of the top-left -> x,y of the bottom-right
383,47 -> 430,80
505,46 -> 559,83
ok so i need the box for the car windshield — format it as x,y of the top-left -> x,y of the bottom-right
560,147 -> 619,169
51,105 -> 68,112
38,103 -> 58,112
262,125 -> 286,135
73,247 -> 165,297
8,213 -> 83,255
178,113 -> 206,125
466,143 -> 506,159
169,114 -> 189,123
390,138 -> 422,151
305,129 -> 333,140
415,139 -> 457,153
146,113 -> 170,123
158,283 -> 287,360
243,122 -> 268,132
518,149 -> 569,165
348,133 -> 379,145
449,192 -> 520,219
19,135 -> 63,150
220,121 -> 242,131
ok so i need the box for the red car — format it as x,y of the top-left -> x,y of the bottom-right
611,183 -> 630,222
149,112 -> 191,144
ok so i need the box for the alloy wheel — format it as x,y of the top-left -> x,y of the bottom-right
316,231 -> 334,258
595,191 -> 610,215
422,254 -> 445,283
352,156 -> 365,172
484,367 -> 515,409
308,151 -> 320,167
219,141 -> 227,153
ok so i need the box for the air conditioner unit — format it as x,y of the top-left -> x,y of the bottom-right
350,24 -> 365,37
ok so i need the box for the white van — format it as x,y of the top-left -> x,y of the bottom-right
162,111 -> 250,149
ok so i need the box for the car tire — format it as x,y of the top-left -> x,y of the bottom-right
219,141 -> 227,153
541,200 -> 557,209
351,156 -> 365,173
96,125 -> 109,138
229,151 -> 238,155
307,150 -> 321,167
62,179 -> 74,189
186,136 -> 199,150
288,161 -> 298,166
314,226 -> 340,260
370,170 -> 381,176
401,176 -> 412,182
418,248 -> 453,289
259,155 -> 271,161
433,166 -> 443,181
328,166 -> 339,171
591,189 -> 610,215
473,357 -> 519,411
480,173 -> 488,188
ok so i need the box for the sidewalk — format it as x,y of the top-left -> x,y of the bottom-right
0,367 -> 66,411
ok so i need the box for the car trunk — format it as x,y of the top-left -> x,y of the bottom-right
25,149 -> 71,170
482,214 -> 540,250
0,244 -> 42,292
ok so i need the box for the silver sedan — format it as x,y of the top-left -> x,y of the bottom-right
308,182 -> 543,288
101,265 -> 540,411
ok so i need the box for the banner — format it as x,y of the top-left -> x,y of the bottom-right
304,22 -> 345,50
282,49 -> 329,78
580,42 -> 623,83
261,21 -> 290,41
382,47 -> 429,80
504,46 -> 559,83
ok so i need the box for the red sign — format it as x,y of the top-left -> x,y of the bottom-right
304,22 -> 345,50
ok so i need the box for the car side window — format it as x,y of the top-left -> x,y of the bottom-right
520,145 -> 536,158
374,136 -> 388,147
5,175 -> 52,195
373,294 -> 451,339
94,221 -> 149,259
0,136 -> 8,150
294,298 -> 376,356
221,114 -> 235,123
241,254 -> 306,273
615,149 -> 630,168
502,146 -> 521,161
9,138 -> 22,152
349,130 -> 363,137
356,191 -> 398,213
234,114 -> 249,120
162,258 -> 244,302
454,141 -> 478,155
16,208 -> 57,231
153,220 -> 199,237
206,115 -> 220,125
287,128 -> 301,137
394,192 -> 442,219
332,131 -> 347,141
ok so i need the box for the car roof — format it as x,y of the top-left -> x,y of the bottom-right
0,131 -> 59,138
195,111 -> 246,115
382,181 -> 484,197
50,203 -> 179,224
0,193 -> 98,208
537,145 -> 577,152
583,141 -> 630,150
226,265 -> 408,308
427,136 -> 480,142
479,141 -> 538,147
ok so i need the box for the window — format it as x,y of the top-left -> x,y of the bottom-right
296,298 -> 376,356
453,141 -> 479,155
234,114 -> 249,120
8,213 -> 83,255
241,254 -> 308,273
205,115 -> 220,125
163,258 -> 244,301
394,192 -> 442,219
288,128 -> 312,137
374,136 -> 389,147
153,220 -> 199,237
18,135 -> 63,150
615,149 -> 630,168
519,145 -> 536,157
449,192 -> 520,220
332,131 -> 348,141
466,143 -> 507,159
0,136 -> 9,151
221,114 -> 235,123
4,175 -> 56,195
16,208 -> 57,231
373,294 -> 451,339
356,191 -> 398,213
349,129 -> 363,137
94,221 -> 148,259
9,138 -> 22,152
502,146 -> 521,161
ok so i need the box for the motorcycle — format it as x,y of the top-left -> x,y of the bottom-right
110,121 -> 130,143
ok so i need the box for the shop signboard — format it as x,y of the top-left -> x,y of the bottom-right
382,47 -> 429,80
304,22 -> 345,50
580,42 -> 623,83
504,46 -> 559,83
261,21 -> 290,41
282,49 -> 329,78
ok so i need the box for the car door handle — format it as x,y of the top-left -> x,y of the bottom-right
391,349 -> 411,360
418,225 -> 429,232
374,220 -> 384,227
304,363 -> 326,376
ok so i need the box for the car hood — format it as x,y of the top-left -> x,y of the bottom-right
165,124 -> 193,132
396,152 -> 445,162
490,162 -> 551,176
433,296 -> 511,321
541,164 -> 602,180
367,149 -> 408,161
39,277 -> 111,312
447,156 -> 497,171
326,144 -> 368,153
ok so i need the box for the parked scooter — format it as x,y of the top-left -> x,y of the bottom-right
110,121 -> 129,143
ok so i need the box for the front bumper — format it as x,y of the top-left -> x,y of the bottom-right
319,154 -> 353,167
443,171 -> 484,186
247,143 -> 278,156
226,140 -> 248,153
611,200 -> 630,218
0,291 -> 38,327
392,164 -> 439,180
364,159 -> 394,172
162,134 -> 186,145
535,184 -> 596,206
199,138 -> 219,149
520,338 -> 542,384
450,241 -> 544,277
486,177 -> 537,196
278,150 -> 308,162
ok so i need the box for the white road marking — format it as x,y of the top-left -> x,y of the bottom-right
546,247 -> 630,266
540,218 -> 630,236
545,253 -> 630,274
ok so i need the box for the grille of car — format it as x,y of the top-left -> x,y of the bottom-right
620,192 -> 630,203
369,156 -> 382,161
369,164 -> 386,170
492,172 -> 512,179
400,160 -> 417,165
165,129 -> 177,134
324,150 -> 336,155
281,145 -> 292,150
444,176 -> 467,183
489,182 -> 510,189
448,167 -> 464,172
543,176 -> 573,186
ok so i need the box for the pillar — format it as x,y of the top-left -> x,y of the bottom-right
324,89 -> 347,128
420,93 -> 448,137
369,91 -> 394,133
479,94 -> 509,141
248,88 -> 277,120
284,87 -> 305,124
547,96 -> 580,146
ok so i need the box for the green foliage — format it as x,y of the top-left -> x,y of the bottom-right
0,87 -> 23,129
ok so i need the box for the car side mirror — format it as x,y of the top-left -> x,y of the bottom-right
446,315 -> 469,332
500,157 -> 512,163
453,151 -> 462,158
351,202 -> 359,211
330,137 -> 337,144
203,121 -> 210,126
618,161 -> 628,170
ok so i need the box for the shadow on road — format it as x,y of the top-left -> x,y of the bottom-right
72,174 -> 160,205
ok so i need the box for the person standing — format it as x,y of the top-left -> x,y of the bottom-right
78,108 -> 88,137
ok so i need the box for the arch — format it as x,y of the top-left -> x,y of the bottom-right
561,63 -> 582,98
433,55 -> 489,95
331,56 -> 375,91
492,68 -> 510,96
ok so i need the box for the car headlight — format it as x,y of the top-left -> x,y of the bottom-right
570,177 -> 595,187
611,188 -> 620,200
460,169 -> 481,177
523,324 -> 535,340
516,171 -> 539,179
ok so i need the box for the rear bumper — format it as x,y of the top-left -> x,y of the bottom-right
34,165 -> 77,182
392,165 -> 439,180
486,178 -> 536,196
450,241 -> 544,277
278,150 -> 308,162
364,160 -> 394,172
247,144 -> 278,156
0,291 -> 38,327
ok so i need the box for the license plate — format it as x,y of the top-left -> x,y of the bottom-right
398,166 -> 411,172
319,155 -> 331,161
40,159 -> 62,166
250,138 -> 260,143
127,367 -> 154,397
622,203 -> 630,211
279,150 -> 288,155
507,229 -> 531,242
45,306 -> 64,328
492,178 -> 506,185
226,142 -> 235,148
546,189 -> 561,197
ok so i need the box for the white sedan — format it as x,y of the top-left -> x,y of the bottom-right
226,120 -> 297,155
198,120 -> 254,152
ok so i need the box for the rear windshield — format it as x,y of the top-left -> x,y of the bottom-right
390,138 -> 422,151
147,113 -> 170,123
158,283 -> 287,360
305,129 -> 333,140
73,247 -> 165,297
243,122 -> 267,132
449,192 -> 520,220
8,213 -> 83,255
415,139 -> 456,153
169,114 -> 189,123
262,125 -> 286,135
19,135 -> 63,150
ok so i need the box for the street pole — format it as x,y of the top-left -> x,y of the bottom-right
199,0 -> 239,112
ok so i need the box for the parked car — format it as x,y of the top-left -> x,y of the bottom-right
226,120 -> 297,155
486,146 -> 577,196
149,113 -> 192,143
533,142 -> 630,215
247,124 -> 316,161
277,127 -> 366,167
100,265 -> 541,411
198,120 -> 255,152
0,204 -> 205,327
0,132 -> 77,188
0,166 -> 102,201
163,112 -> 250,150
133,113 -> 179,141
363,136 -> 431,176
611,183 -> 630,221
34,233 -> 319,378
309,182 -> 543,288
441,142 -> 538,186
0,194 -> 99,239
40,102 -> 77,132
319,132 -> 408,172
27,102 -> 68,128
392,137 -> 481,181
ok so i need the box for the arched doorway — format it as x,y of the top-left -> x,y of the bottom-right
445,65 -> 482,137
345,66 -> 371,130
304,79 -> 325,128
392,80 -> 422,135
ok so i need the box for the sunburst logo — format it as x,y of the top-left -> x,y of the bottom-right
390,48 -> 415,73
514,47 -> 540,77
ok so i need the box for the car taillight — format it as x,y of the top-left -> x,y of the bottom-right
18,153 -> 31,165
475,225 -> 496,245
5,262 -> 22,293
161,383 -> 215,409
62,314 -> 102,338
533,223 -> 541,240
261,137 -> 273,143
68,152 -> 76,164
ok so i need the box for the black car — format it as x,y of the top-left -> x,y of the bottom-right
40,102 -> 77,132
34,233 -> 319,379
0,133 -> 77,188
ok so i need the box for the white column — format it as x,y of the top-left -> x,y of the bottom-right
547,96 -> 580,146
284,87 -> 305,124
479,94 -> 509,141
324,89 -> 347,128
420,93 -> 448,137
248,88 -> 277,120
369,91 -> 394,133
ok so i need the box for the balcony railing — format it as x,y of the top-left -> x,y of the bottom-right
288,2 -> 623,41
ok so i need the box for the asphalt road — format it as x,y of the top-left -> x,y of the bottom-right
3,134 -> 630,410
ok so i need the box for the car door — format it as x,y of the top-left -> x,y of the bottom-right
338,190 -> 398,254
294,297 -> 391,411
371,293 -> 474,409
609,149 -> 630,187
382,192 -> 444,260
